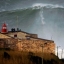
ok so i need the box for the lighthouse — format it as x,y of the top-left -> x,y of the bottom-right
1,23 -> 8,33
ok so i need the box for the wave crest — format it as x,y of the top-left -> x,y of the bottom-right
32,3 -> 64,9
0,3 -> 64,13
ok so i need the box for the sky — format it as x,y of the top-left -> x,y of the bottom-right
0,0 -> 64,59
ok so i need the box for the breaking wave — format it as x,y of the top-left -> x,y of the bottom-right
32,3 -> 64,9
0,3 -> 64,13
0,3 -> 64,32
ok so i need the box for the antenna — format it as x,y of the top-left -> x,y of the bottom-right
57,46 -> 60,57
16,16 -> 19,31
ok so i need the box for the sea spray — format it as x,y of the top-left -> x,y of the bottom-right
32,3 -> 64,8
40,8 -> 45,25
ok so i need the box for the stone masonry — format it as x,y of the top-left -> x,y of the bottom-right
17,39 -> 55,54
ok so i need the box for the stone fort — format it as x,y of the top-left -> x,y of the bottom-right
0,23 -> 55,54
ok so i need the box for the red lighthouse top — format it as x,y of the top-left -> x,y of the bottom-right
1,23 -> 8,33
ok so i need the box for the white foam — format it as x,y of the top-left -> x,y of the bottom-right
40,9 -> 45,25
32,3 -> 64,9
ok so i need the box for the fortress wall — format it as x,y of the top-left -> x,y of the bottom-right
0,32 -> 55,54
0,33 -> 10,38
17,39 -> 55,54
0,38 -> 55,54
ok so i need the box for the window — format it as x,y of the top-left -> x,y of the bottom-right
26,36 -> 30,40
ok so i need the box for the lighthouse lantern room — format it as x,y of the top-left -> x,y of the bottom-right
1,23 -> 8,33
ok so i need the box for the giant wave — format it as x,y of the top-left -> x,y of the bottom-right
0,3 -> 64,13
0,3 -> 64,39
